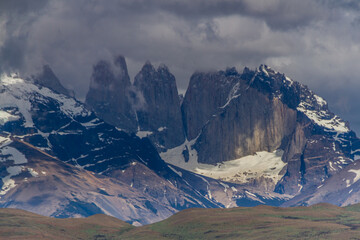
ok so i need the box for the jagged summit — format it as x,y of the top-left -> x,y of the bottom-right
85,57 -> 185,151
85,56 -> 137,132
134,61 -> 185,150
2,59 -> 360,222
85,57 -> 360,203
32,65 -> 74,97
225,67 -> 238,76
162,63 -> 360,197
114,55 -> 129,77
141,60 -> 156,73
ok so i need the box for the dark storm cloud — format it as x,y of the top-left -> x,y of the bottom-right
322,0 -> 360,10
0,0 -> 49,71
0,0 -> 48,14
1,0 -> 360,133
153,0 -> 329,30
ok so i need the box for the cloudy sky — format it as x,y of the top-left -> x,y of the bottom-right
1,0 -> 360,133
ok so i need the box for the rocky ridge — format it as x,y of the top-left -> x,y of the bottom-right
0,73 -> 223,225
85,57 -> 360,199
1,57 -> 360,224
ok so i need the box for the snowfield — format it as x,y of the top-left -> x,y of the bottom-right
161,140 -> 286,185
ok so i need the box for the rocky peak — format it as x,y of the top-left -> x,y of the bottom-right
90,60 -> 116,87
90,56 -> 130,88
133,62 -> 185,150
140,61 -> 156,75
225,67 -> 238,76
160,64 -> 360,196
114,55 -> 129,78
158,63 -> 169,72
32,65 -> 74,97
85,56 -> 137,131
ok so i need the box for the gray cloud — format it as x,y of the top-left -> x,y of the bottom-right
1,0 -> 360,134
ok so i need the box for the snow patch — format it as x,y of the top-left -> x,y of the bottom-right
160,138 -> 199,170
28,168 -> 38,177
168,165 -> 182,177
0,137 -> 11,147
136,131 -> 153,139
348,169 -> 360,186
161,142 -> 286,185
260,65 -> 269,77
81,118 -> 102,127
0,111 -> 19,125
219,182 -> 229,193
245,190 -> 264,204
0,74 -> 90,128
346,179 -> 351,188
220,82 -> 241,109
0,146 -> 27,164
285,76 -> 293,86
328,161 -> 336,171
157,127 -> 166,132
0,166 -> 23,195
314,95 -> 326,107
297,101 -> 349,134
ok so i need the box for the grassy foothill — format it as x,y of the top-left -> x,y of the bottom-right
3,203 -> 360,239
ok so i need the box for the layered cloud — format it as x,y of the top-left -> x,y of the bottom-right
1,0 -> 360,132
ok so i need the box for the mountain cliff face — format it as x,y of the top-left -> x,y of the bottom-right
86,57 -> 184,152
162,65 -> 360,196
85,58 -> 360,198
133,62 -> 185,151
85,56 -> 137,132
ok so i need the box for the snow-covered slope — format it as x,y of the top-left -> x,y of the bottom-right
0,73 -> 221,224
162,144 -> 286,189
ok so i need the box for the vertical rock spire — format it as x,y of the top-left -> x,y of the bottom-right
133,61 -> 185,150
85,55 -> 137,131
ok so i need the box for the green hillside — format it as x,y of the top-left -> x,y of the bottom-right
3,204 -> 360,239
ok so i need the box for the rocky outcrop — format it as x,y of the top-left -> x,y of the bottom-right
85,56 -> 137,132
134,62 -> 185,150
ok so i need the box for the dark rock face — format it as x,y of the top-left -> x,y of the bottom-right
179,65 -> 360,196
33,65 -> 74,97
181,69 -> 239,141
85,59 -> 360,197
192,81 -> 297,165
134,62 -> 185,150
85,58 -> 184,151
181,67 -> 297,165
85,56 -> 137,132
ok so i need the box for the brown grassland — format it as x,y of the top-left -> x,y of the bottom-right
3,203 -> 360,239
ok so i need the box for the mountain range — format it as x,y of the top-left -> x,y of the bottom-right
0,55 -> 360,225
